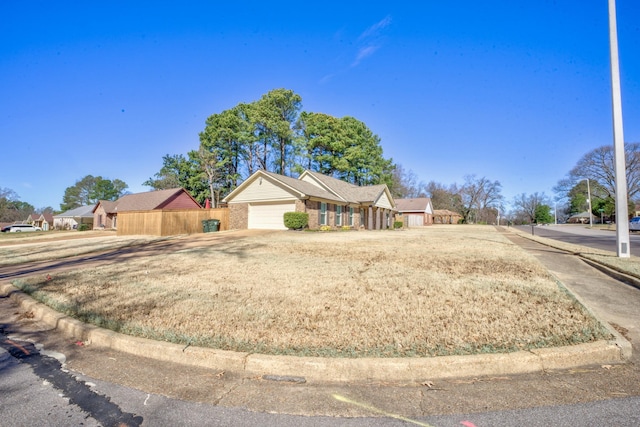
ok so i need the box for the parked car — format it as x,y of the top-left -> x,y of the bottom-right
8,224 -> 42,232
1,225 -> 11,232
629,217 -> 640,231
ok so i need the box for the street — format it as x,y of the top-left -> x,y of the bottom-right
515,223 -> 640,256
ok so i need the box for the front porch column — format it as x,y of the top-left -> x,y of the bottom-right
368,206 -> 373,230
376,208 -> 381,230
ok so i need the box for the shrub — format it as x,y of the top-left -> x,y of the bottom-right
78,224 -> 91,231
393,221 -> 403,229
283,212 -> 308,230
320,225 -> 331,231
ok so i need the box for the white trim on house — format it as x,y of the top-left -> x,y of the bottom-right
227,174 -> 301,203
374,191 -> 394,210
298,172 -> 345,201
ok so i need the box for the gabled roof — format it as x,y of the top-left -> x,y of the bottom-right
224,169 -> 396,209
27,212 -> 54,222
94,200 -> 118,214
94,188 -> 200,213
355,184 -> 390,204
223,170 -> 346,204
54,205 -> 95,218
260,171 -> 343,202
300,171 -> 357,201
299,170 -> 394,206
42,212 -> 54,223
395,198 -> 433,213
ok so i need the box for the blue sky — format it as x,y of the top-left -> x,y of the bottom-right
2,1 -> 639,212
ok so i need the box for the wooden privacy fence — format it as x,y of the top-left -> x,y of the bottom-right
117,208 -> 229,236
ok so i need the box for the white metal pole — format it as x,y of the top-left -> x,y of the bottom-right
609,0 -> 630,257
587,178 -> 593,228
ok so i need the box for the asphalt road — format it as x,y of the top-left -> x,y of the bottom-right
3,331 -> 639,427
515,224 -> 640,256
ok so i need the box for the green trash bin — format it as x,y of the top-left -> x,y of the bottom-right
202,219 -> 210,233
210,219 -> 220,232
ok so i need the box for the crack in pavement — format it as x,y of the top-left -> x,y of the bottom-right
0,327 -> 143,427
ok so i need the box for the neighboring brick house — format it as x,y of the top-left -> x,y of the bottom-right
223,169 -> 396,230
26,212 -> 54,231
395,198 -> 434,227
93,188 -> 201,230
433,209 -> 463,224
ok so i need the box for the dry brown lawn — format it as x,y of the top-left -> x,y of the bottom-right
0,233 -> 161,267
11,226 -> 610,357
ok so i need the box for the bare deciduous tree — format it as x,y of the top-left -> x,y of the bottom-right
512,192 -> 550,223
390,164 -> 427,198
459,175 -> 504,224
425,181 -> 462,212
556,142 -> 640,202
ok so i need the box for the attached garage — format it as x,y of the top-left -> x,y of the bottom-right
248,202 -> 296,230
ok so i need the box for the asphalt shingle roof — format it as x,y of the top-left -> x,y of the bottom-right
395,198 -> 432,212
261,171 -> 343,202
54,205 -> 95,218
97,188 -> 190,213
113,188 -> 185,211
302,171 -> 387,203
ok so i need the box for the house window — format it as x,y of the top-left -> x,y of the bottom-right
349,207 -> 354,226
336,205 -> 342,226
98,214 -> 103,227
320,202 -> 327,225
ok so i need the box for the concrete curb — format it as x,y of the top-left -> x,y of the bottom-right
580,257 -> 640,292
551,266 -> 634,361
1,282 -> 628,384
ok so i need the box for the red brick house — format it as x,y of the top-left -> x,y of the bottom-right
433,209 -> 463,224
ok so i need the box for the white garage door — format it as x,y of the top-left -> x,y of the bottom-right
248,202 -> 296,230
406,214 -> 425,227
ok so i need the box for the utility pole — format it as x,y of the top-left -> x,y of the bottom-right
609,0 -> 630,257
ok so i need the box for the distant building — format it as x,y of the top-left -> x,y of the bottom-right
54,205 -> 95,230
